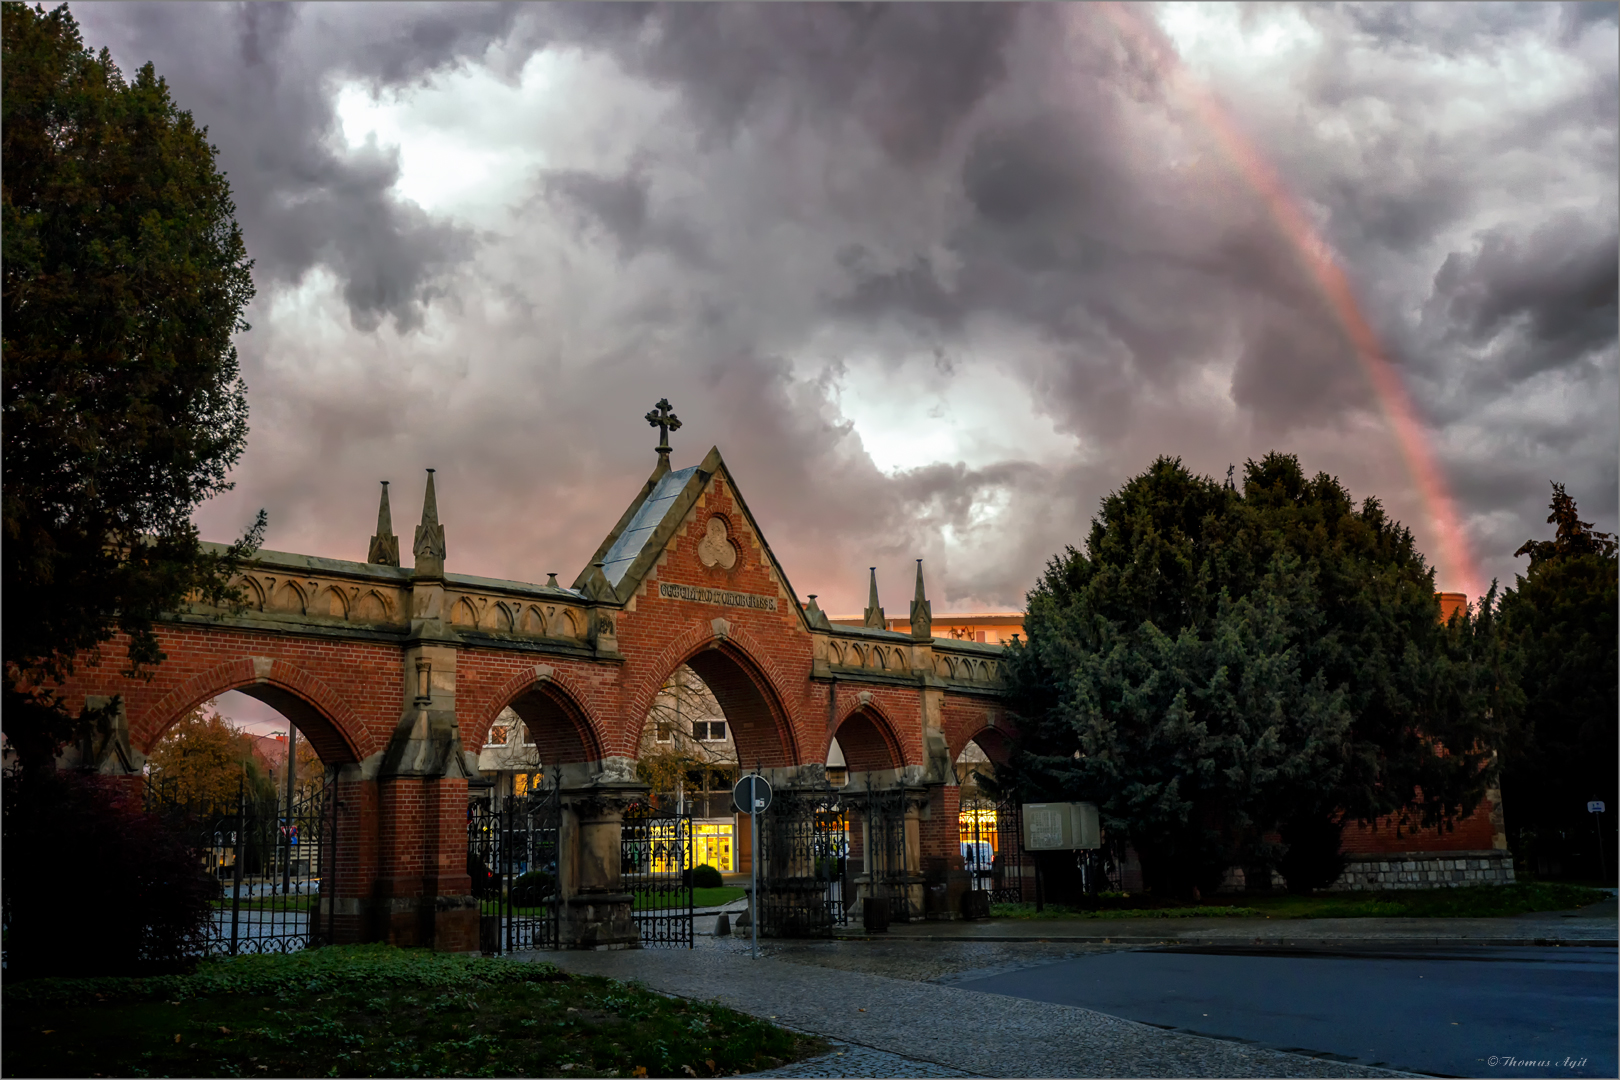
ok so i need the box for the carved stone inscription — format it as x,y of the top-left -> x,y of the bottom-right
658,582 -> 777,612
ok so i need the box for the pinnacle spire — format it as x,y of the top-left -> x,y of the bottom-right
412,469 -> 446,578
910,559 -> 932,640
863,567 -> 886,629
368,481 -> 400,566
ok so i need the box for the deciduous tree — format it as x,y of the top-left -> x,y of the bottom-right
146,702 -> 275,807
2,2 -> 262,769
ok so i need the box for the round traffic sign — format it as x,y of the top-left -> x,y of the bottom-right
733,774 -> 773,815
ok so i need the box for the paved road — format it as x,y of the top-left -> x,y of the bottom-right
543,940 -> 1413,1078
952,945 -> 1618,1078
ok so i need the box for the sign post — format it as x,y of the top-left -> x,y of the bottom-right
733,773 -> 773,959
1021,802 -> 1101,912
1590,802 -> 1607,881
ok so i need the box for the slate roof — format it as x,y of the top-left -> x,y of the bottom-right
576,448 -> 814,631
599,466 -> 700,588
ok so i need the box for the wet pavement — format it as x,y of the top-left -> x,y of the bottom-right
531,900 -> 1617,1078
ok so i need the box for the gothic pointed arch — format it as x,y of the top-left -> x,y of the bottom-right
134,656 -> 367,764
833,701 -> 905,773
626,621 -> 800,768
482,665 -> 604,765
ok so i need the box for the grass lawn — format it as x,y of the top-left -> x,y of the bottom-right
211,897 -> 319,912
1,945 -> 826,1078
481,887 -> 746,918
628,887 -> 746,911
989,882 -> 1609,921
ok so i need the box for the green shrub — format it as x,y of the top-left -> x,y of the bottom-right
691,864 -> 724,889
3,769 -> 217,977
510,870 -> 556,906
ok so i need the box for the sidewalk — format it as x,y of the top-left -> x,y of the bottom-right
541,942 -> 1416,1079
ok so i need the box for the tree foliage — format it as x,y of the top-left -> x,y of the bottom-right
145,702 -> 275,807
2,768 -> 218,977
1499,483 -> 1618,882
1,2 -> 262,767
1000,454 -> 1509,895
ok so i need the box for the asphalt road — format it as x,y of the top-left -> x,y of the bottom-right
952,944 -> 1618,1078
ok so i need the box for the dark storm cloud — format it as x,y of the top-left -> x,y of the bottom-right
68,2 -> 1617,608
555,2 -> 1024,164
75,2 -> 516,331
1430,213 -> 1619,368
539,167 -> 708,266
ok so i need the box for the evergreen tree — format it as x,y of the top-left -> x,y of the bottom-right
1001,454 -> 1508,896
1500,484 -> 1618,882
2,3 -> 263,768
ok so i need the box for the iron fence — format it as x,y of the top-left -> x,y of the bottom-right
849,783 -> 913,922
467,780 -> 561,954
622,800 -> 694,948
959,792 -> 1032,903
756,787 -> 849,937
144,771 -> 341,956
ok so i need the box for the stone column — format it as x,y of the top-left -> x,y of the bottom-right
374,641 -> 481,951
900,788 -> 929,920
559,785 -> 645,949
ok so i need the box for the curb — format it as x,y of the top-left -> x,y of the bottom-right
841,932 -> 1618,947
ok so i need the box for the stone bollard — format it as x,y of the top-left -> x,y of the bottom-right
715,912 -> 731,936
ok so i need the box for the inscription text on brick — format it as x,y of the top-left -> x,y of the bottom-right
658,582 -> 778,611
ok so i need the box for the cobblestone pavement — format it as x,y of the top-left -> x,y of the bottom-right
539,937 -> 1417,1078
739,1041 -> 979,1078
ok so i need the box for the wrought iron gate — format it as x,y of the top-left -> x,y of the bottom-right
467,780 -> 562,954
850,784 -> 914,922
145,770 -> 343,956
621,800 -> 694,948
756,788 -> 849,938
959,792 -> 1032,903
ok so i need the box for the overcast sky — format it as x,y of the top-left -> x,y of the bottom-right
77,2 -> 1616,642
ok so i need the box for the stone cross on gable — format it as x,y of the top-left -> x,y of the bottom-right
646,398 -> 682,459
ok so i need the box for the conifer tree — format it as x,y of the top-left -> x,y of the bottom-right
1500,483 -> 1618,882
1001,454 -> 1508,895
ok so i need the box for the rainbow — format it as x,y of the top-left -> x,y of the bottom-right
1088,3 -> 1482,598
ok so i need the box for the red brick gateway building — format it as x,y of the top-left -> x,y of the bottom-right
50,405 -> 1511,951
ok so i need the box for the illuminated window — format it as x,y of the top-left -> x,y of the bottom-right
487,725 -> 509,746
694,823 -> 735,872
